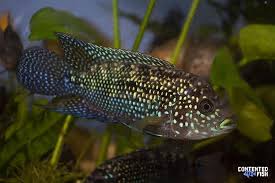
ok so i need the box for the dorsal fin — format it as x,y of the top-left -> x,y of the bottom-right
55,32 -> 174,71
55,32 -> 93,71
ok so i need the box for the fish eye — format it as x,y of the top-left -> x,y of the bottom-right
199,98 -> 214,114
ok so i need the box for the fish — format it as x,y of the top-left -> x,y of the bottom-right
16,32 -> 236,140
86,144 -> 188,183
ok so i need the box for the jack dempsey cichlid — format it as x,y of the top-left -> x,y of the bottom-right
16,33 -> 235,140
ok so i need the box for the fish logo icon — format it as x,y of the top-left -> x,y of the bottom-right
243,170 -> 256,178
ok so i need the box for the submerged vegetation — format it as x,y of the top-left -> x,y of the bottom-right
0,0 -> 274,182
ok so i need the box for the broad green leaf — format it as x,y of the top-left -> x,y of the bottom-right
229,88 -> 273,142
239,24 -> 275,64
237,99 -> 272,142
210,47 -> 264,109
29,7 -> 109,45
210,47 -> 245,90
255,86 -> 275,118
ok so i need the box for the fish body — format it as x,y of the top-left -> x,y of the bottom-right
86,145 -> 188,183
16,33 -> 235,140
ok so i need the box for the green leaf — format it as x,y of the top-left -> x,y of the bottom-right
210,47 -> 245,90
210,47 -> 264,109
29,7 -> 109,44
230,88 -> 273,142
237,95 -> 272,141
255,86 -> 275,119
239,24 -> 275,64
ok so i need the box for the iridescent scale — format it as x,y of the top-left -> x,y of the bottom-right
68,61 -> 198,126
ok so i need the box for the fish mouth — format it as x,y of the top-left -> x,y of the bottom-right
219,118 -> 236,132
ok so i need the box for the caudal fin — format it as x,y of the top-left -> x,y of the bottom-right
16,47 -> 68,96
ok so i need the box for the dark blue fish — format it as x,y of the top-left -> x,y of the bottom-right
86,145 -> 188,183
16,33 -> 235,140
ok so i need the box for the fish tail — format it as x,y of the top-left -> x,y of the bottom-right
16,47 -> 70,96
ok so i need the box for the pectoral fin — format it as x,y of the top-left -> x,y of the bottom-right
36,95 -> 99,119
142,120 -> 173,138
123,116 -> 171,138
143,120 -> 190,140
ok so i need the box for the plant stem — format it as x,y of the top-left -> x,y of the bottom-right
171,0 -> 200,65
96,126 -> 112,166
50,115 -> 73,167
113,0 -> 121,48
132,0 -> 156,51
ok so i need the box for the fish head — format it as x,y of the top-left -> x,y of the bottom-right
144,76 -> 236,140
